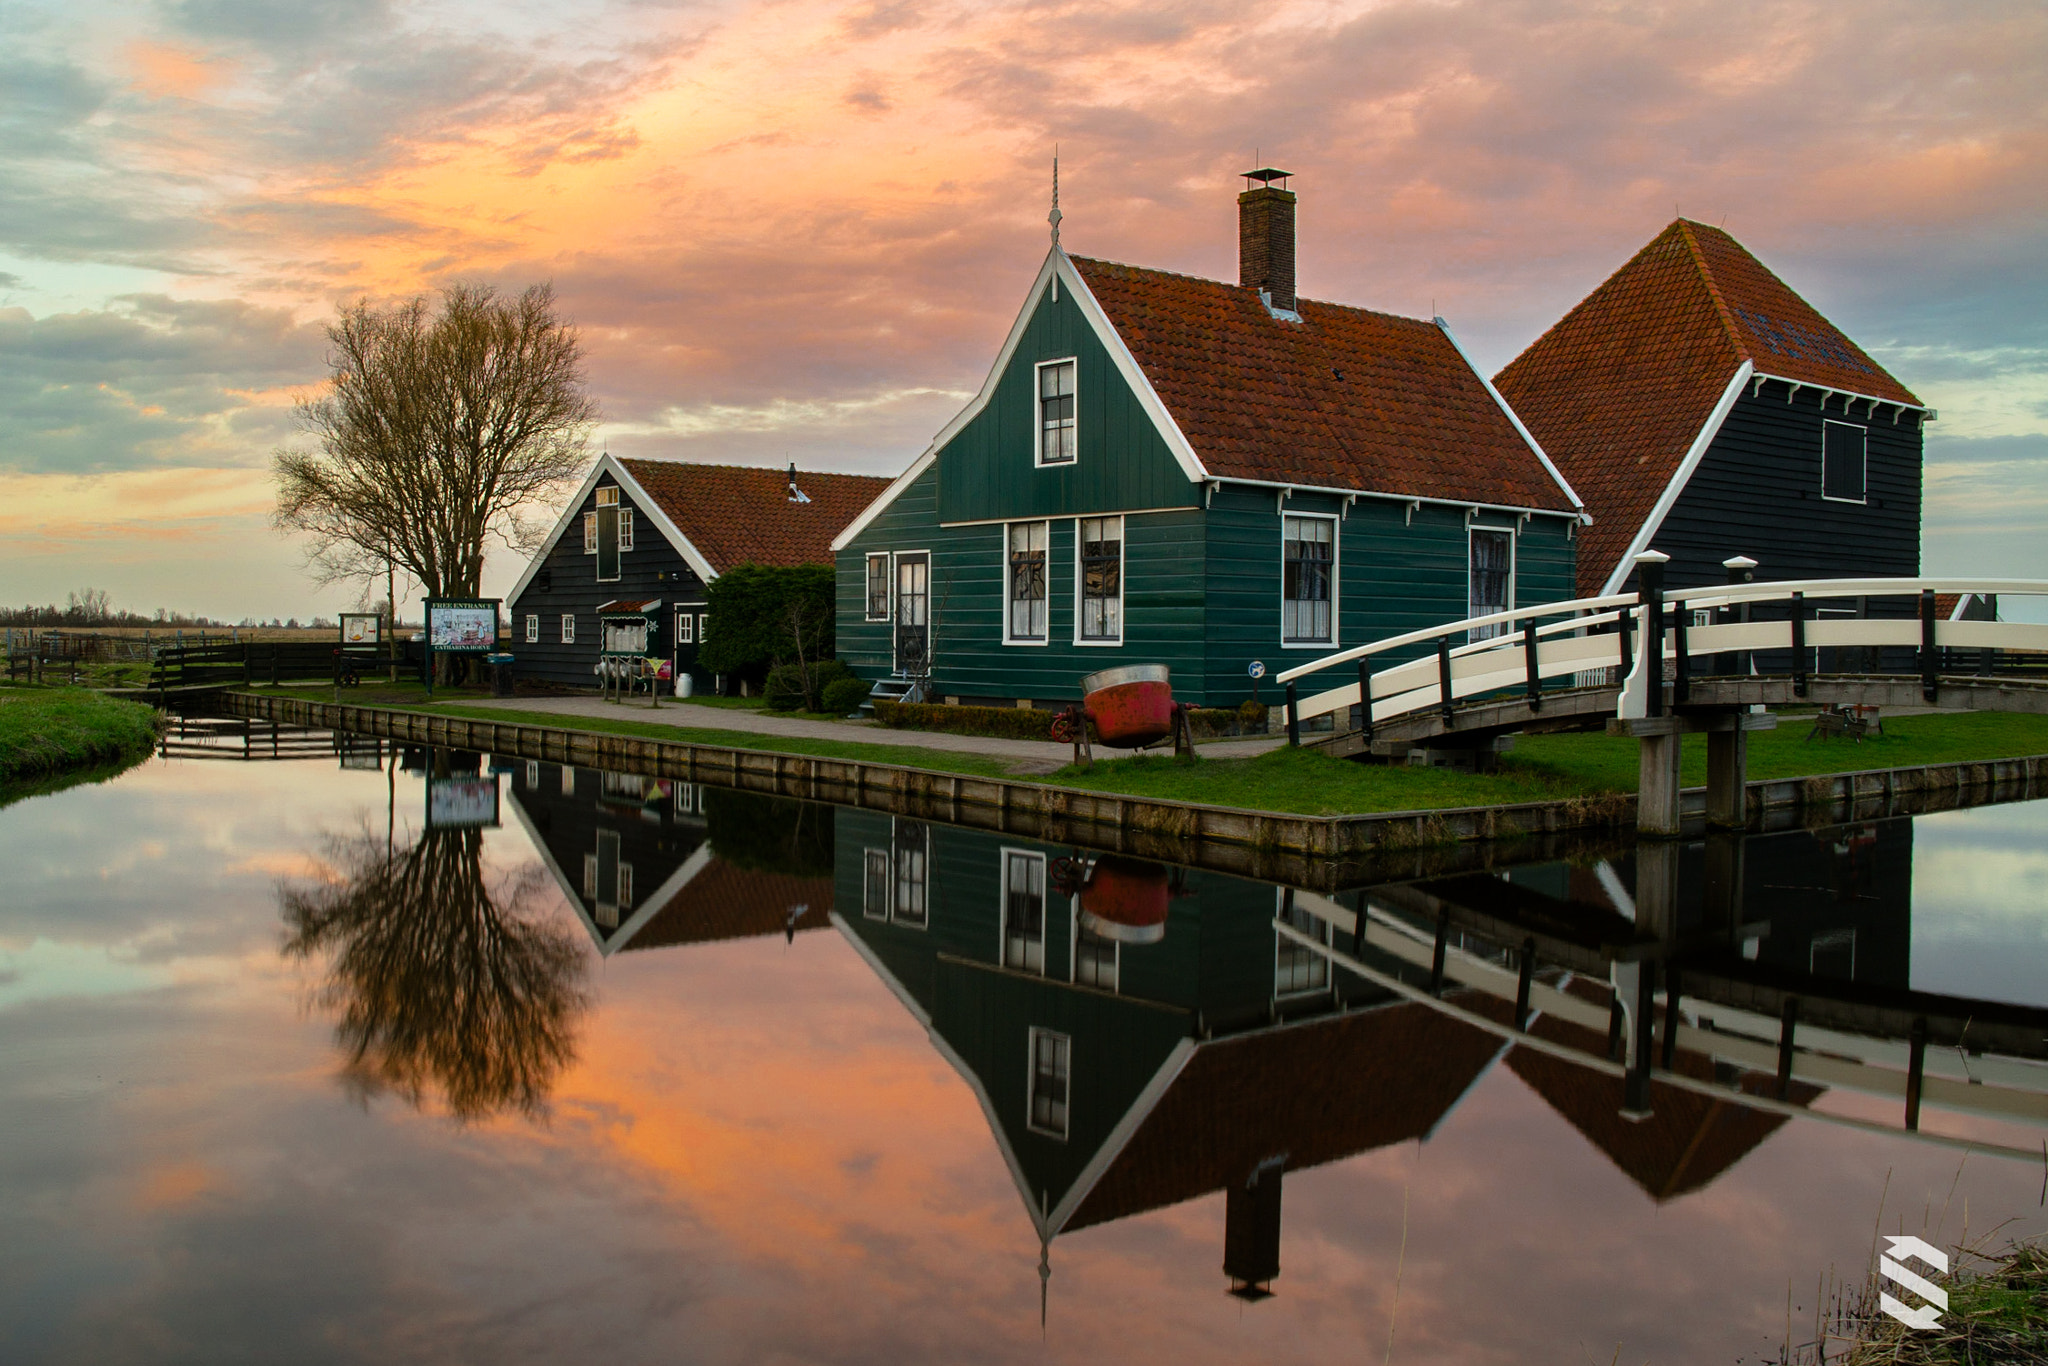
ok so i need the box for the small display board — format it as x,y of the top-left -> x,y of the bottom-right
427,773 -> 501,829
426,599 -> 501,653
338,612 -> 382,653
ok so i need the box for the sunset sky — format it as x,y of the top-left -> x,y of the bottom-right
2,0 -> 2042,619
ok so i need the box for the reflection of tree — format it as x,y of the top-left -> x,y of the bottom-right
282,826 -> 590,1123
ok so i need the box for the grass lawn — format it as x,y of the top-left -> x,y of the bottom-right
0,687 -> 162,783
228,688 -> 2048,819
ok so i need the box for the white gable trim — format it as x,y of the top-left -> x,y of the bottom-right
1596,361 -> 1755,596
1057,253 -> 1210,486
1434,317 -> 1588,520
507,453 -> 721,602
609,458 -> 721,584
830,249 -> 1210,553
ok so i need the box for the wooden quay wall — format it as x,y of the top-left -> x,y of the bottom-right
219,692 -> 2048,891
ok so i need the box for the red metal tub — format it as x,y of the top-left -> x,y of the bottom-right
1080,664 -> 1176,749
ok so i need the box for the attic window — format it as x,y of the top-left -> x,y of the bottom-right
1036,358 -> 1077,466
1822,420 -> 1866,503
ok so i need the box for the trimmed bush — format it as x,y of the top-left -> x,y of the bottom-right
765,658 -> 857,711
873,699 -> 1076,741
822,677 -> 872,715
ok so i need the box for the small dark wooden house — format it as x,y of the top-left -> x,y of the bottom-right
1493,219 -> 1931,598
833,172 -> 1586,709
507,456 -> 889,689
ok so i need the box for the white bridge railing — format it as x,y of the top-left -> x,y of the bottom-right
1275,573 -> 2048,741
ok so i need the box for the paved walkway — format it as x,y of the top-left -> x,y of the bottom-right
452,694 -> 1287,772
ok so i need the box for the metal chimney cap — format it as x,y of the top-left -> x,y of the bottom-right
1240,167 -> 1291,188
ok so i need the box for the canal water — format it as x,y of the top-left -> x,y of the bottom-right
2,724 -> 2044,1364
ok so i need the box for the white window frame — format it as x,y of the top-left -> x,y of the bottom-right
559,764 -> 576,796
889,550 -> 932,676
525,760 -> 539,789
525,614 -> 539,643
889,818 -> 930,930
1072,908 -> 1119,993
618,506 -> 635,551
1466,524 -> 1517,642
1821,419 -> 1868,505
862,848 -> 892,921
1279,512 -> 1339,649
675,611 -> 694,644
582,511 -> 597,555
1273,888 -> 1334,999
1027,1026 -> 1071,1140
1034,357 -> 1078,468
561,613 -> 576,645
1073,515 -> 1124,646
864,552 -> 892,622
1000,847 -> 1050,975
1004,521 -> 1051,645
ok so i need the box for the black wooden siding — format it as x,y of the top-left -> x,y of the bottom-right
507,475 -> 712,689
1630,384 -> 1923,591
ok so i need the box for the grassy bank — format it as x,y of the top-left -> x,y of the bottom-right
1824,1239 -> 2046,1364
0,688 -> 162,782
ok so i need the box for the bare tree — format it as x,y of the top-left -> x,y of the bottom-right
274,283 -> 598,599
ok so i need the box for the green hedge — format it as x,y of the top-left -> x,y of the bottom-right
870,700 -> 1267,742
873,699 -> 1072,741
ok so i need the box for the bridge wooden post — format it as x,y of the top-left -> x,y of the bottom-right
1705,723 -> 1748,828
1720,556 -> 1757,677
1615,716 -> 1685,837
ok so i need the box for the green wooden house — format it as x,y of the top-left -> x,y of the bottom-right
833,172 -> 1587,708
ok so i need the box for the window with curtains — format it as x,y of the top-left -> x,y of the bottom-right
1007,522 -> 1049,642
1468,529 -> 1513,641
560,614 -> 575,644
1078,516 -> 1122,642
1002,850 -> 1047,974
525,614 -> 538,643
1028,1028 -> 1071,1138
1274,891 -> 1332,997
891,821 -> 928,928
1037,359 -> 1076,465
582,512 -> 597,554
1075,923 -> 1118,992
1282,515 -> 1334,644
865,554 -> 891,620
617,507 -> 634,551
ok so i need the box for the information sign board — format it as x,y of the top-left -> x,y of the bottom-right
427,774 -> 501,829
338,612 -> 382,653
425,599 -> 500,653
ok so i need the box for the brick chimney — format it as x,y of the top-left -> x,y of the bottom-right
1238,168 -> 1296,313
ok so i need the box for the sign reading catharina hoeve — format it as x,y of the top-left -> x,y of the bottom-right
425,600 -> 501,653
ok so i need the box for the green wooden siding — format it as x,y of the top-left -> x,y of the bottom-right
834,272 -> 1580,707
935,278 -> 1199,524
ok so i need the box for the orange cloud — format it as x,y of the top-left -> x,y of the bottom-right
128,42 -> 227,100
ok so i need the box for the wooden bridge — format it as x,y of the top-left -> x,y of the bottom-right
1276,559 -> 2048,834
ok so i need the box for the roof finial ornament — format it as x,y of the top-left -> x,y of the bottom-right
1048,148 -> 1062,248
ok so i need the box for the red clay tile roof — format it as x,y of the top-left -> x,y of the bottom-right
617,459 -> 891,574
620,858 -> 834,952
1494,220 -> 1921,596
1065,999 -> 1504,1232
1069,256 -> 1579,514
596,598 -> 660,614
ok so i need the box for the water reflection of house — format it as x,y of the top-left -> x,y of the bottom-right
832,810 -> 1505,1299
504,762 -> 832,954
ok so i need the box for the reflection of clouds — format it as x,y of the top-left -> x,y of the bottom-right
1910,801 -> 2048,1007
